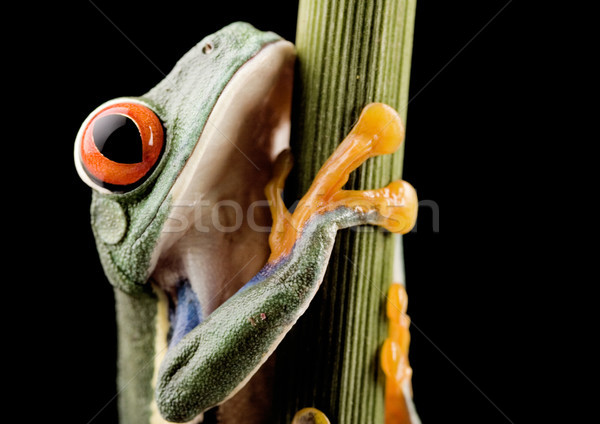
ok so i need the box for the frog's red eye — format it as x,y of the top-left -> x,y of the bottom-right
79,102 -> 164,188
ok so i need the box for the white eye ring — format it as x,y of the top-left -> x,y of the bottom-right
74,98 -> 164,194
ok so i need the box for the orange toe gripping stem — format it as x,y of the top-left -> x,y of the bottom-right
291,407 -> 332,424
268,103 -> 418,423
265,102 -> 418,263
381,283 -> 415,423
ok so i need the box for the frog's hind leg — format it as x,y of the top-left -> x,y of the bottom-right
267,103 -> 417,262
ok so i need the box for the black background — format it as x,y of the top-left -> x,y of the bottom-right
14,1 -> 546,423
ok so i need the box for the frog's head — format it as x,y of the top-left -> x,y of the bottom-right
74,22 -> 295,296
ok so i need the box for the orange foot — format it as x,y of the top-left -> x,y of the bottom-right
265,102 -> 418,263
291,407 -> 331,424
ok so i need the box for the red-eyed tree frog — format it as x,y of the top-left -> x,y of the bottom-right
74,22 -> 418,424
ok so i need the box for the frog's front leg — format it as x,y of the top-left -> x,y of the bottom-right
155,103 -> 417,422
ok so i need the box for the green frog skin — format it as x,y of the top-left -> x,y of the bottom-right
74,22 -> 417,424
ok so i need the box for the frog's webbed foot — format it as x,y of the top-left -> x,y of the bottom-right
266,103 -> 417,263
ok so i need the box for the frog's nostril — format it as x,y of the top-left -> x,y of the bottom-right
202,42 -> 214,54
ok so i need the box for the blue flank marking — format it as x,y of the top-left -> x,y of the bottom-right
237,260 -> 280,293
168,281 -> 203,348
167,259 -> 286,349
238,272 -> 264,292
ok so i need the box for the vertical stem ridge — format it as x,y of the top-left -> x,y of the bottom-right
274,1 -> 416,422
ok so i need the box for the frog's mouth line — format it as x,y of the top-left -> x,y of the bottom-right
148,39 -> 295,421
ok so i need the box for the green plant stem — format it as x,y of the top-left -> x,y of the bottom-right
272,0 -> 417,422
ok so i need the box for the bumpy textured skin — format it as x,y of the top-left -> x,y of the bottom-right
86,23 -> 284,424
114,289 -> 157,424
84,23 -> 413,424
91,23 -> 282,296
156,208 -> 375,422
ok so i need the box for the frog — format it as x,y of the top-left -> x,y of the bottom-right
74,22 -> 418,424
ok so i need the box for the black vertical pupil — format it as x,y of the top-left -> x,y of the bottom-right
93,114 -> 143,164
